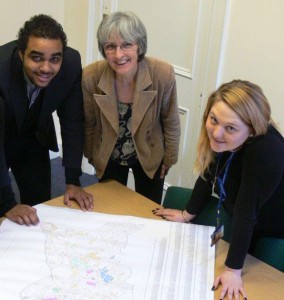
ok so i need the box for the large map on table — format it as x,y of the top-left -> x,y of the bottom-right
0,204 -> 215,300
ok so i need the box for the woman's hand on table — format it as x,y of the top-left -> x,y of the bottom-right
152,207 -> 194,223
212,267 -> 247,300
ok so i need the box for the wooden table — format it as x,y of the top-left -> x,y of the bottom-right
42,180 -> 284,299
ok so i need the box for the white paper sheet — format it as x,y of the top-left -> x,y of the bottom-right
0,204 -> 215,300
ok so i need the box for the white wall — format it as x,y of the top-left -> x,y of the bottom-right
217,0 -> 284,130
0,1 -> 64,45
63,0 -> 90,66
0,0 -> 89,59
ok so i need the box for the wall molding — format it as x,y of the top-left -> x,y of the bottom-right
173,64 -> 192,79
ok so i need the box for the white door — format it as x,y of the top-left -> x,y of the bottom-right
84,0 -> 227,190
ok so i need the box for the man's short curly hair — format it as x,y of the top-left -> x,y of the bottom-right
17,14 -> 67,53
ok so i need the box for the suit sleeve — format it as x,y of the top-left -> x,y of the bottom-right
56,49 -> 84,186
225,134 -> 284,269
81,65 -> 97,165
160,64 -> 181,166
185,176 -> 212,214
0,96 -> 17,216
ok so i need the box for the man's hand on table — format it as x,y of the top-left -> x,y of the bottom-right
64,184 -> 94,211
5,204 -> 39,225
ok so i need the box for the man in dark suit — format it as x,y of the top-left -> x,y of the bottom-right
0,15 -> 93,224
0,97 -> 39,225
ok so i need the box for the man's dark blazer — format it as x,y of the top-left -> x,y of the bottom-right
0,98 -> 9,188
0,41 -> 84,183
0,97 -> 17,216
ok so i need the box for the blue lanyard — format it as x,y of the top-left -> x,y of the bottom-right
216,152 -> 235,226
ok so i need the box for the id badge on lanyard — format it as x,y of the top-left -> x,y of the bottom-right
210,152 -> 235,246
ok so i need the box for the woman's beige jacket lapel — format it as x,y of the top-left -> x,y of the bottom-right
82,57 -> 180,179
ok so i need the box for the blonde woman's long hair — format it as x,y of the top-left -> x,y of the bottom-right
194,80 -> 275,176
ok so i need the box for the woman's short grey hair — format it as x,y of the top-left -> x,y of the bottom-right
97,11 -> 147,61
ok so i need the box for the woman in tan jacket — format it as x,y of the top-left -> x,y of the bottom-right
82,11 -> 180,203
